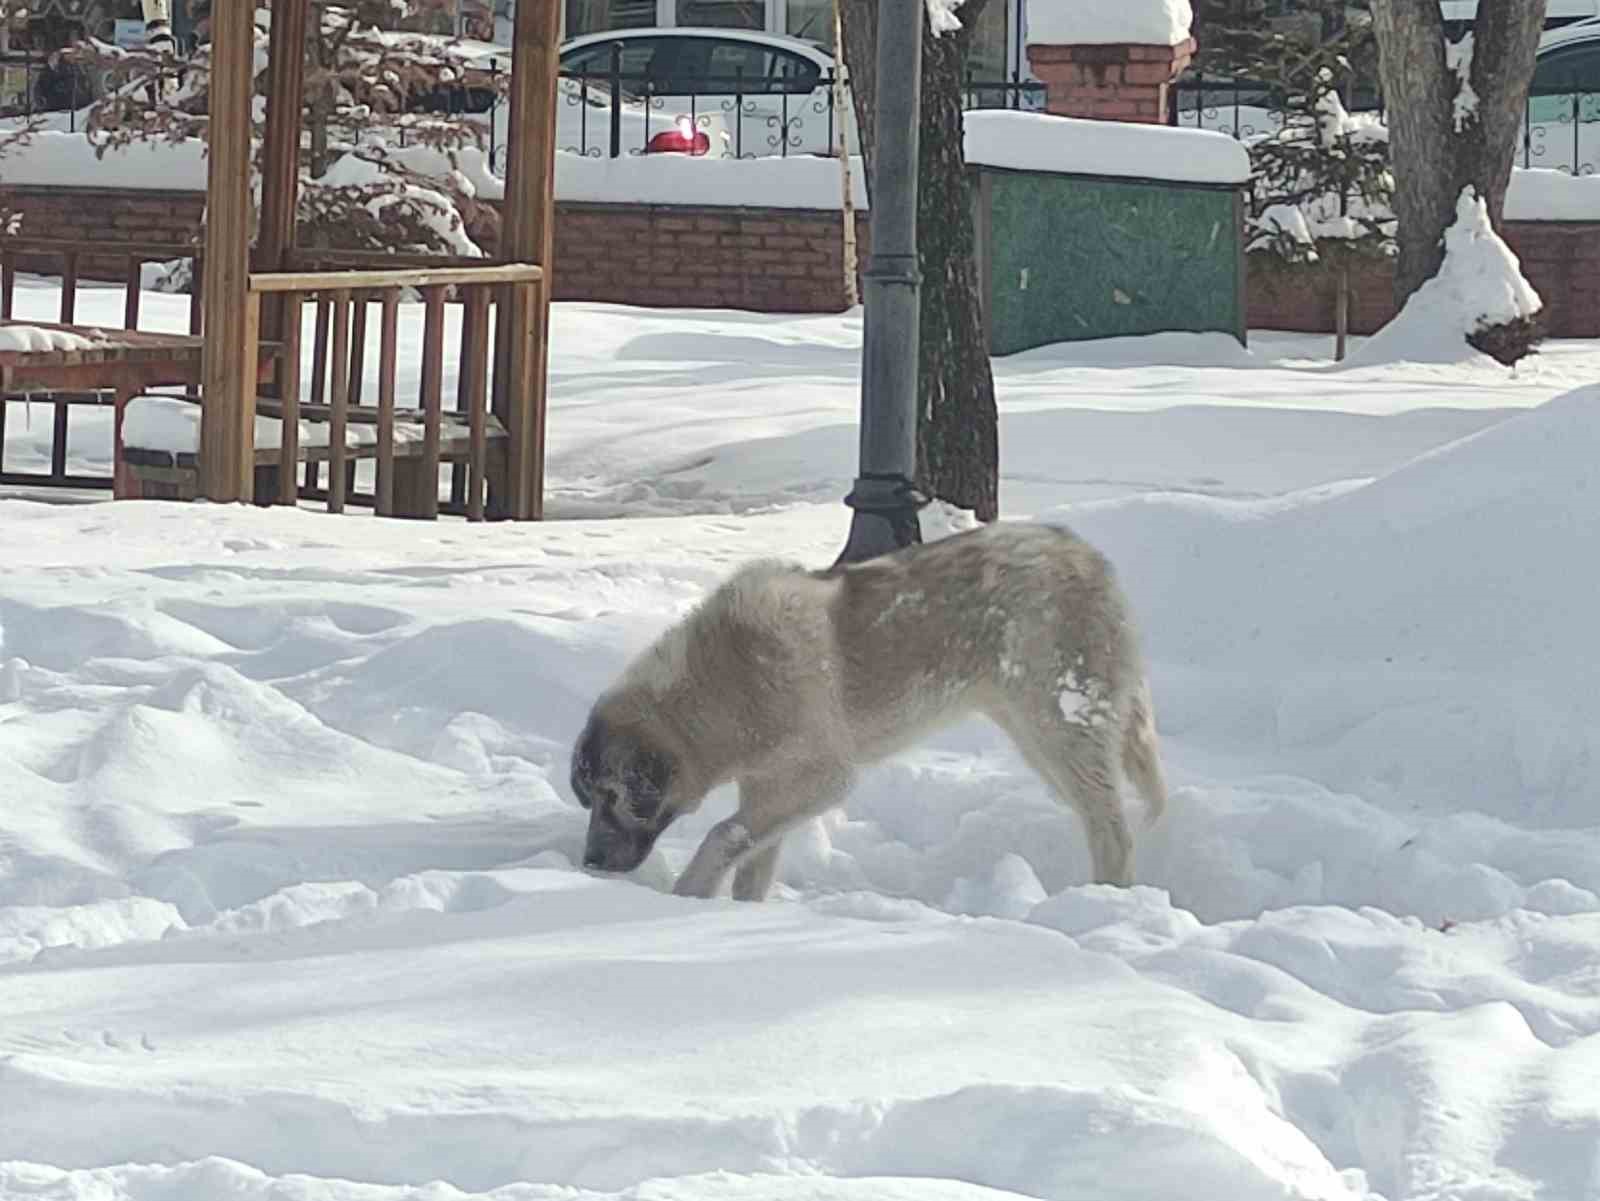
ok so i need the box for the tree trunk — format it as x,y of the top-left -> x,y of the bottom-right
1334,258 -> 1349,363
1370,0 -> 1547,305
840,0 -> 1000,522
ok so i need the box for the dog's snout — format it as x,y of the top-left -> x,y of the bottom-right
582,850 -> 605,870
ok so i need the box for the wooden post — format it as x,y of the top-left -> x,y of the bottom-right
123,257 -> 143,330
492,0 -> 560,521
59,252 -> 78,323
256,0 -> 307,343
418,285 -> 446,520
464,285 -> 491,522
328,290 -> 351,514
1335,259 -> 1350,364
199,0 -> 259,503
375,290 -> 399,517
833,0 -> 858,308
277,291 -> 303,505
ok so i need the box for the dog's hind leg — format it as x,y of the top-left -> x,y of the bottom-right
674,759 -> 851,900
995,706 -> 1134,887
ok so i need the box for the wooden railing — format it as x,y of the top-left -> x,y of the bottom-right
245,263 -> 545,521
0,237 -> 203,333
1,236 -> 201,491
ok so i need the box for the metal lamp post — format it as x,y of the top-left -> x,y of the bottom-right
834,0 -> 926,566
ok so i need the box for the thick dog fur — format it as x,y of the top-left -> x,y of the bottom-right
571,522 -> 1167,901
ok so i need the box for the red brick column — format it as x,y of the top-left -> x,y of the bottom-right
1026,38 -> 1196,124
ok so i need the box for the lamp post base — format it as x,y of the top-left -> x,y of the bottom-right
835,473 -> 927,566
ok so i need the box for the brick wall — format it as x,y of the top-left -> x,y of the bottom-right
1026,40 -> 1195,125
1249,221 -> 1600,339
9,183 -> 1598,335
0,186 -> 867,315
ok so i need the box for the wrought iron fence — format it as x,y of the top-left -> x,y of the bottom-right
474,55 -> 1045,168
6,39 -> 1044,168
0,48 -> 191,129
1170,72 -> 1599,177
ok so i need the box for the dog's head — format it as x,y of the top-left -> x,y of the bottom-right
571,714 -> 680,874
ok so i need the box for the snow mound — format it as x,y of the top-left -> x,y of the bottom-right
1026,0 -> 1193,46
965,110 -> 1250,186
1350,190 -> 1543,367
1056,383 -> 1600,880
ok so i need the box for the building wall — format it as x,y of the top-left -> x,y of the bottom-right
0,185 -> 866,314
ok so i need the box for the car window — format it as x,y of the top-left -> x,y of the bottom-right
770,49 -> 822,94
704,38 -> 775,92
1530,41 -> 1600,95
560,37 -> 666,83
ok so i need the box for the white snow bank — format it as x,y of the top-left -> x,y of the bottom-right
556,150 -> 869,210
1506,167 -> 1600,220
1057,382 -> 1600,874
1026,0 -> 1193,46
0,130 -> 210,192
0,324 -> 101,353
3,130 -> 870,210
1350,190 -> 1542,366
964,110 -> 1251,185
122,394 -> 433,455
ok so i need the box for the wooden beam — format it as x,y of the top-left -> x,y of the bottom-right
199,0 -> 259,503
256,0 -> 306,278
256,0 -> 308,347
418,285 -> 446,521
249,264 -> 543,293
493,0 -> 560,521
376,290 -> 399,518
277,291 -> 303,506
328,290 -> 350,514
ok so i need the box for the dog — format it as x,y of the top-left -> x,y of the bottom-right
570,522 -> 1166,901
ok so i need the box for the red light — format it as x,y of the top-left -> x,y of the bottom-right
645,119 -> 711,156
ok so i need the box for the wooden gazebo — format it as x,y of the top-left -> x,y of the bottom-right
198,0 -> 560,520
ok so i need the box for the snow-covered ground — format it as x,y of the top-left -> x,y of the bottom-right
2,281 -> 1599,1201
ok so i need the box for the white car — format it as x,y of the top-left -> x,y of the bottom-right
556,28 -> 853,159
1524,17 -> 1600,175
1176,15 -> 1600,178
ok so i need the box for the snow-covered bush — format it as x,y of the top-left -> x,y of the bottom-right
68,0 -> 496,258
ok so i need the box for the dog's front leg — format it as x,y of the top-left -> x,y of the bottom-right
673,818 -> 756,898
674,760 -> 852,901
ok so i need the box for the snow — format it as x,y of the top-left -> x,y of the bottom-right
4,279 -> 1600,1199
926,0 -> 965,35
1448,38 -> 1480,133
2,130 -> 869,210
1505,168 -> 1600,220
0,324 -> 100,352
964,110 -> 1251,185
1350,190 -> 1544,366
1026,0 -> 1194,46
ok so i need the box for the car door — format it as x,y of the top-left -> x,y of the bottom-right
1526,38 -> 1600,173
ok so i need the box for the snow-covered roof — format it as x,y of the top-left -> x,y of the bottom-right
1025,0 -> 1194,47
965,110 -> 1250,186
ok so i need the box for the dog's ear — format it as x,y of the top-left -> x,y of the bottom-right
626,743 -> 673,816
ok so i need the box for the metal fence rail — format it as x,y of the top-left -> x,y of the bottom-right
1170,73 -> 1599,177
4,45 -> 1045,165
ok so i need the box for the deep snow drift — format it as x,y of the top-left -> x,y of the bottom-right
2,295 -> 1599,1201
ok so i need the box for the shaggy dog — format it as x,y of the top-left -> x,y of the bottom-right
571,523 -> 1166,900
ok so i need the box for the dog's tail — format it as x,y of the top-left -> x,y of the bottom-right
1122,678 -> 1168,828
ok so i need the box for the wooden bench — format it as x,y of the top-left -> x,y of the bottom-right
122,395 -> 509,520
